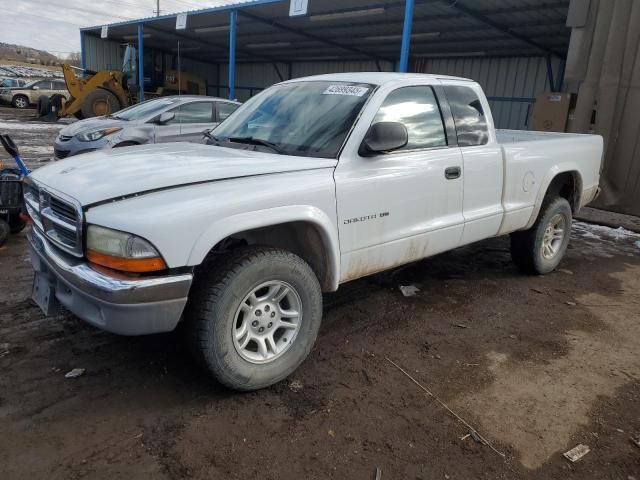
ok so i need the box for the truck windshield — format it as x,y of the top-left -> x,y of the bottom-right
212,81 -> 373,158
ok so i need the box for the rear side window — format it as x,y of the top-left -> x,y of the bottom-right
442,85 -> 489,147
217,102 -> 239,122
169,102 -> 213,124
373,86 -> 447,150
53,81 -> 66,90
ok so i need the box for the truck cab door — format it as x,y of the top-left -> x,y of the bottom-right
441,83 -> 504,245
334,84 -> 465,283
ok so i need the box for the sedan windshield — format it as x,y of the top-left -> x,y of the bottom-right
212,81 -> 373,158
111,97 -> 183,121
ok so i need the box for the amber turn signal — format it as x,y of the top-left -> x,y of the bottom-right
87,249 -> 167,273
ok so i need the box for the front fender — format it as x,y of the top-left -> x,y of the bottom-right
187,205 -> 341,290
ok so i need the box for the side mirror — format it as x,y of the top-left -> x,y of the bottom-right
156,111 -> 175,124
359,122 -> 408,156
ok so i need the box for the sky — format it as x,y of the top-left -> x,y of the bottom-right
0,0 -> 232,58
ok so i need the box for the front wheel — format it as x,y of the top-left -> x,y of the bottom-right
12,95 -> 29,109
510,197 -> 572,274
185,247 -> 323,391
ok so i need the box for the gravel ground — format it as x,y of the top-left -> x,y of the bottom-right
1,106 -> 639,479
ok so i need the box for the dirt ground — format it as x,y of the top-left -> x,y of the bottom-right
1,107 -> 639,479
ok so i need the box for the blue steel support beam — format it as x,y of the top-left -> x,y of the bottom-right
137,23 -> 145,103
399,0 -> 415,72
546,55 -> 555,92
229,9 -> 237,100
80,31 -> 87,70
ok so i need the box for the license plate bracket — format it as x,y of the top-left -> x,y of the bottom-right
32,272 -> 59,316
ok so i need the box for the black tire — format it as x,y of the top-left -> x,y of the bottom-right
0,220 -> 9,247
511,197 -> 572,275
80,89 -> 120,118
37,95 -> 50,117
9,217 -> 26,234
12,94 -> 29,109
185,246 -> 323,391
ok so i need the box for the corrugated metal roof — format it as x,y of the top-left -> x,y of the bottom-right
83,0 -> 571,63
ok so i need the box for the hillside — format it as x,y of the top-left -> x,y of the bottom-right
0,42 -> 60,66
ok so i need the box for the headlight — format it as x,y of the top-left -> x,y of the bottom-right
86,225 -> 167,273
78,127 -> 122,142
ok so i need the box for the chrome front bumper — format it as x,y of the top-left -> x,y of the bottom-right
28,228 -> 193,335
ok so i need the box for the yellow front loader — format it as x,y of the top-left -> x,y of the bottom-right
57,64 -> 132,119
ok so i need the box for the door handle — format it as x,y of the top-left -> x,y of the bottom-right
445,166 -> 462,180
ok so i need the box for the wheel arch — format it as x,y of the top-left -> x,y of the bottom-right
525,168 -> 583,230
188,206 -> 341,292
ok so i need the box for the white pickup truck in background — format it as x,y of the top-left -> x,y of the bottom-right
25,73 -> 603,390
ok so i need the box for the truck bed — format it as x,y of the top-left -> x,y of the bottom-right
496,129 -> 593,144
495,129 -> 603,235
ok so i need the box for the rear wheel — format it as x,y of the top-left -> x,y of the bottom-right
185,247 -> 323,391
12,95 -> 29,109
511,197 -> 572,274
80,89 -> 120,118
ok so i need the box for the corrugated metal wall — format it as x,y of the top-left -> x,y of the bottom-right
415,56 -> 563,130
84,36 -> 122,71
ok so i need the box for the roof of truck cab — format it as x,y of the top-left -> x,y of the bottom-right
285,72 -> 474,85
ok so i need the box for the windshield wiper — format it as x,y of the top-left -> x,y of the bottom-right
227,136 -> 286,155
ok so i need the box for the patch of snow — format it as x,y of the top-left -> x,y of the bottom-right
0,120 -> 61,131
20,145 -> 54,155
572,221 -> 640,259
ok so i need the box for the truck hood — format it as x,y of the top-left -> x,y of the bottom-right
31,142 -> 336,206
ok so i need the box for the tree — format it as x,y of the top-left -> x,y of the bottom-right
66,52 -> 82,67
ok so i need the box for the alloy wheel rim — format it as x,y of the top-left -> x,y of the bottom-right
16,97 -> 26,108
232,280 -> 302,364
542,213 -> 566,259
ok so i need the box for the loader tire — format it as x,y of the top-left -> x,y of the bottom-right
37,96 -> 50,117
80,89 -> 120,118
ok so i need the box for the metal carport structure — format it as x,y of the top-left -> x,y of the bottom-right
80,0 -> 570,126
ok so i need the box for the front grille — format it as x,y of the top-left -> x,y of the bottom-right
50,196 -> 77,224
24,181 -> 83,256
54,148 -> 70,159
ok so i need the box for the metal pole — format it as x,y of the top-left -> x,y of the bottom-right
399,0 -> 415,73
156,0 -> 160,16
138,23 -> 145,102
229,9 -> 237,100
80,30 -> 86,70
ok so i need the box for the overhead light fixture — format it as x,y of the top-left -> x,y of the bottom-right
310,8 -> 385,21
194,25 -> 230,33
364,32 -> 441,41
415,51 -> 487,58
246,41 -> 291,48
122,34 -> 151,40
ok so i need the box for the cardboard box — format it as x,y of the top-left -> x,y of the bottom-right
531,92 -> 571,132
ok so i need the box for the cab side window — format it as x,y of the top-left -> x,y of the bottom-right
442,85 -> 489,147
372,86 -> 447,151
33,81 -> 51,90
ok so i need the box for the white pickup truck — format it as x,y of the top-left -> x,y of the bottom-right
25,73 -> 602,390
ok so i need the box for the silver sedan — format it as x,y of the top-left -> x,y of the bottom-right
53,96 -> 240,159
